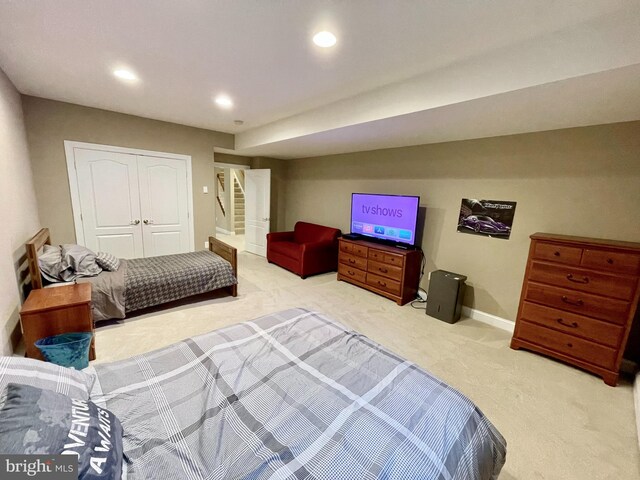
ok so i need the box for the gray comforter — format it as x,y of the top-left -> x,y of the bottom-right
80,250 -> 236,321
89,308 -> 506,480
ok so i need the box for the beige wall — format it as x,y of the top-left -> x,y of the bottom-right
0,71 -> 41,354
285,122 -> 640,321
22,96 -> 234,247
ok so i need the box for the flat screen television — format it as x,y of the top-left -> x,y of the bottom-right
349,193 -> 420,247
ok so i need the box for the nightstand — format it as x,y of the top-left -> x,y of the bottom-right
20,283 -> 96,362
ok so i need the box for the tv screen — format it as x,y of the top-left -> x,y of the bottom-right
350,193 -> 420,246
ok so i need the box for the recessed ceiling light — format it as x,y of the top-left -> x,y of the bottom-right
313,31 -> 337,48
215,95 -> 233,109
113,69 -> 137,81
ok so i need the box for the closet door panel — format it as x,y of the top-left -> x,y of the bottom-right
137,155 -> 191,257
75,149 -> 144,258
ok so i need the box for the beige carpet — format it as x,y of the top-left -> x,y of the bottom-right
93,251 -> 640,479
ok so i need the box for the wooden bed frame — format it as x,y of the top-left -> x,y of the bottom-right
26,228 -> 238,297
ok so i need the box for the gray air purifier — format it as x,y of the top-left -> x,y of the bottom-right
425,270 -> 467,324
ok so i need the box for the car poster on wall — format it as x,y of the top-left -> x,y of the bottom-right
457,199 -> 517,239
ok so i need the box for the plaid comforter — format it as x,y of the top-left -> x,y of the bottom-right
90,309 -> 506,480
124,250 -> 236,312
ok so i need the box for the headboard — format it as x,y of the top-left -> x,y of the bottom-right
26,228 -> 51,290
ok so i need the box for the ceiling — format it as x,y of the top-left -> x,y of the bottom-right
1,0 -> 639,159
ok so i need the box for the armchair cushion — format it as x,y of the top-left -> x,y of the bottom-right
267,222 -> 341,278
269,241 -> 302,261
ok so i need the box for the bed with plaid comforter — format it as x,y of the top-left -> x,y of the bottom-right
124,250 -> 237,313
89,308 -> 506,480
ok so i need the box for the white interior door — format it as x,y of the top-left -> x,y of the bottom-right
75,148 -> 144,258
137,155 -> 191,256
245,169 -> 271,257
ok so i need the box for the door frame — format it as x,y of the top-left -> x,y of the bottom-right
212,161 -> 250,234
64,141 -> 194,250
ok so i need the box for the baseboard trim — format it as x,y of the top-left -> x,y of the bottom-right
461,306 -> 515,333
215,227 -> 234,235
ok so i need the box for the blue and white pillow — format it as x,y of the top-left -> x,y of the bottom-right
95,252 -> 120,272
0,383 -> 123,479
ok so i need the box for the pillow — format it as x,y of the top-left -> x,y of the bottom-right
60,244 -> 102,281
95,252 -> 120,272
38,244 -> 65,282
0,383 -> 123,480
0,356 -> 94,402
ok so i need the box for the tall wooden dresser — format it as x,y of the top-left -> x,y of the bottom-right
337,238 -> 422,306
511,233 -> 640,386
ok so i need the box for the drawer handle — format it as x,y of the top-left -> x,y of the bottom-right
567,343 -> 573,348
561,296 -> 584,306
607,258 -> 614,264
378,281 -> 387,287
379,268 -> 388,273
347,270 -> 355,276
554,251 -> 561,257
556,318 -> 578,328
348,259 -> 356,264
566,273 -> 589,284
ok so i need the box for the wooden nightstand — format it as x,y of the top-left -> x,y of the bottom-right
20,283 -> 96,362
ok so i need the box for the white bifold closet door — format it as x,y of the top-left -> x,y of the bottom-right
74,148 -> 190,259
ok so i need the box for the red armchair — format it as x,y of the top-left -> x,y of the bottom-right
267,221 -> 342,278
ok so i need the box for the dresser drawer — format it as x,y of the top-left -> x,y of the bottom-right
339,252 -> 367,270
529,262 -> 637,301
368,249 -> 404,267
368,249 -> 386,262
524,282 -> 630,324
367,260 -> 403,281
339,240 -> 368,258
338,263 -> 366,283
533,242 -> 582,265
520,302 -> 623,348
517,321 -> 617,370
367,272 -> 401,295
581,249 -> 640,276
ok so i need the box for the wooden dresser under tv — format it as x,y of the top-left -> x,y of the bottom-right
511,233 -> 640,386
337,237 -> 421,306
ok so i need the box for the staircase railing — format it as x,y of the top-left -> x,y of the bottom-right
232,170 -> 245,195
216,172 -> 225,217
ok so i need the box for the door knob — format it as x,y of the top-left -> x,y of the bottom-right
131,219 -> 140,225
143,219 -> 150,225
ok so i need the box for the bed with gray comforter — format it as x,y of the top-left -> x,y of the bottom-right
75,250 -> 236,321
36,237 -> 237,322
88,308 -> 506,480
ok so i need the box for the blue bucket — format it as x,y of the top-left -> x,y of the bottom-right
35,332 -> 92,370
